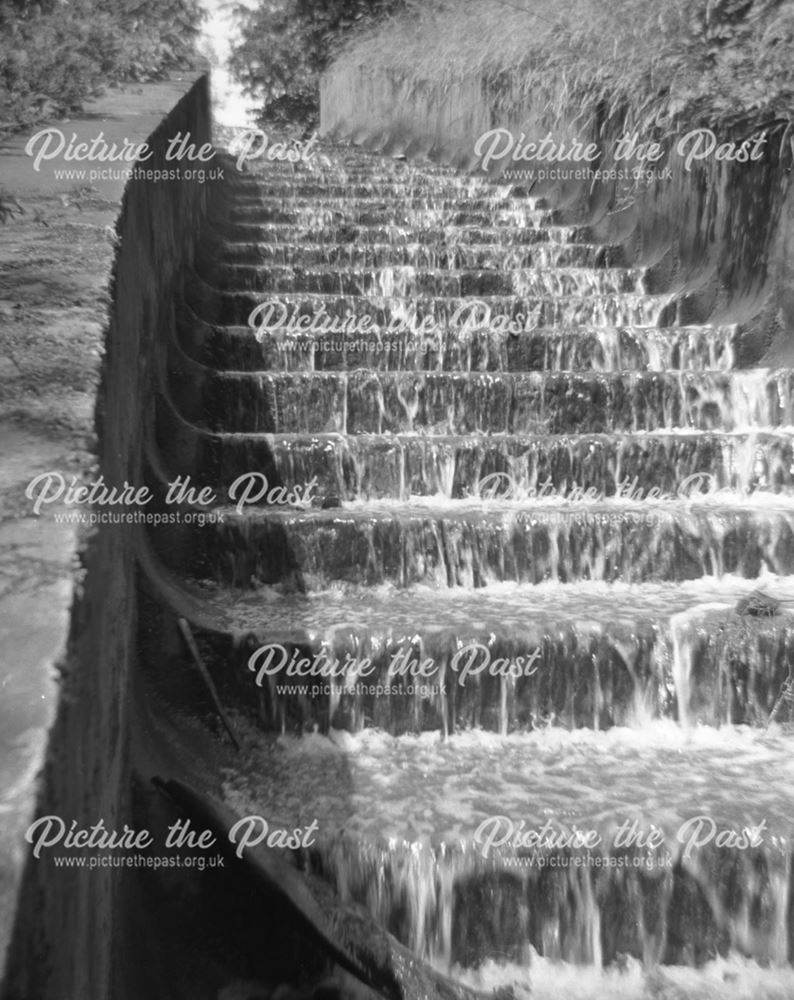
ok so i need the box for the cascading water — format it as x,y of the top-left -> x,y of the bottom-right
145,136 -> 794,999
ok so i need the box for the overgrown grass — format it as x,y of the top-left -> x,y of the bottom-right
337,0 -> 794,135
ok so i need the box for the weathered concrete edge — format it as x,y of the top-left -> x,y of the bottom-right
0,73 -> 212,1000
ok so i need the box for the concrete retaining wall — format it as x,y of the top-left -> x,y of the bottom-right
1,75 -> 212,1000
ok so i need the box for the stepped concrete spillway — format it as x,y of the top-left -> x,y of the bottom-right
5,72 -> 794,992
133,136 -> 794,996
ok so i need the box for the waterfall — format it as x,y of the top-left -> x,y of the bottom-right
152,136 -> 794,993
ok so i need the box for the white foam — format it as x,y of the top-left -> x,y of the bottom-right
455,952 -> 794,1000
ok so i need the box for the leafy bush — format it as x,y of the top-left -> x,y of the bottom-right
0,0 -> 205,129
228,0 -> 403,117
335,0 -> 794,134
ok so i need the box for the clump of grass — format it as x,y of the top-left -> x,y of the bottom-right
336,0 -> 794,137
0,191 -> 24,224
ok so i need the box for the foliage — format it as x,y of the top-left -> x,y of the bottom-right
335,0 -> 794,135
0,0 -> 205,129
228,0 -> 403,114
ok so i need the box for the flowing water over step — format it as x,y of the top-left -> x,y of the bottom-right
223,721 -> 794,965
144,139 -> 794,997
178,305 -> 739,372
